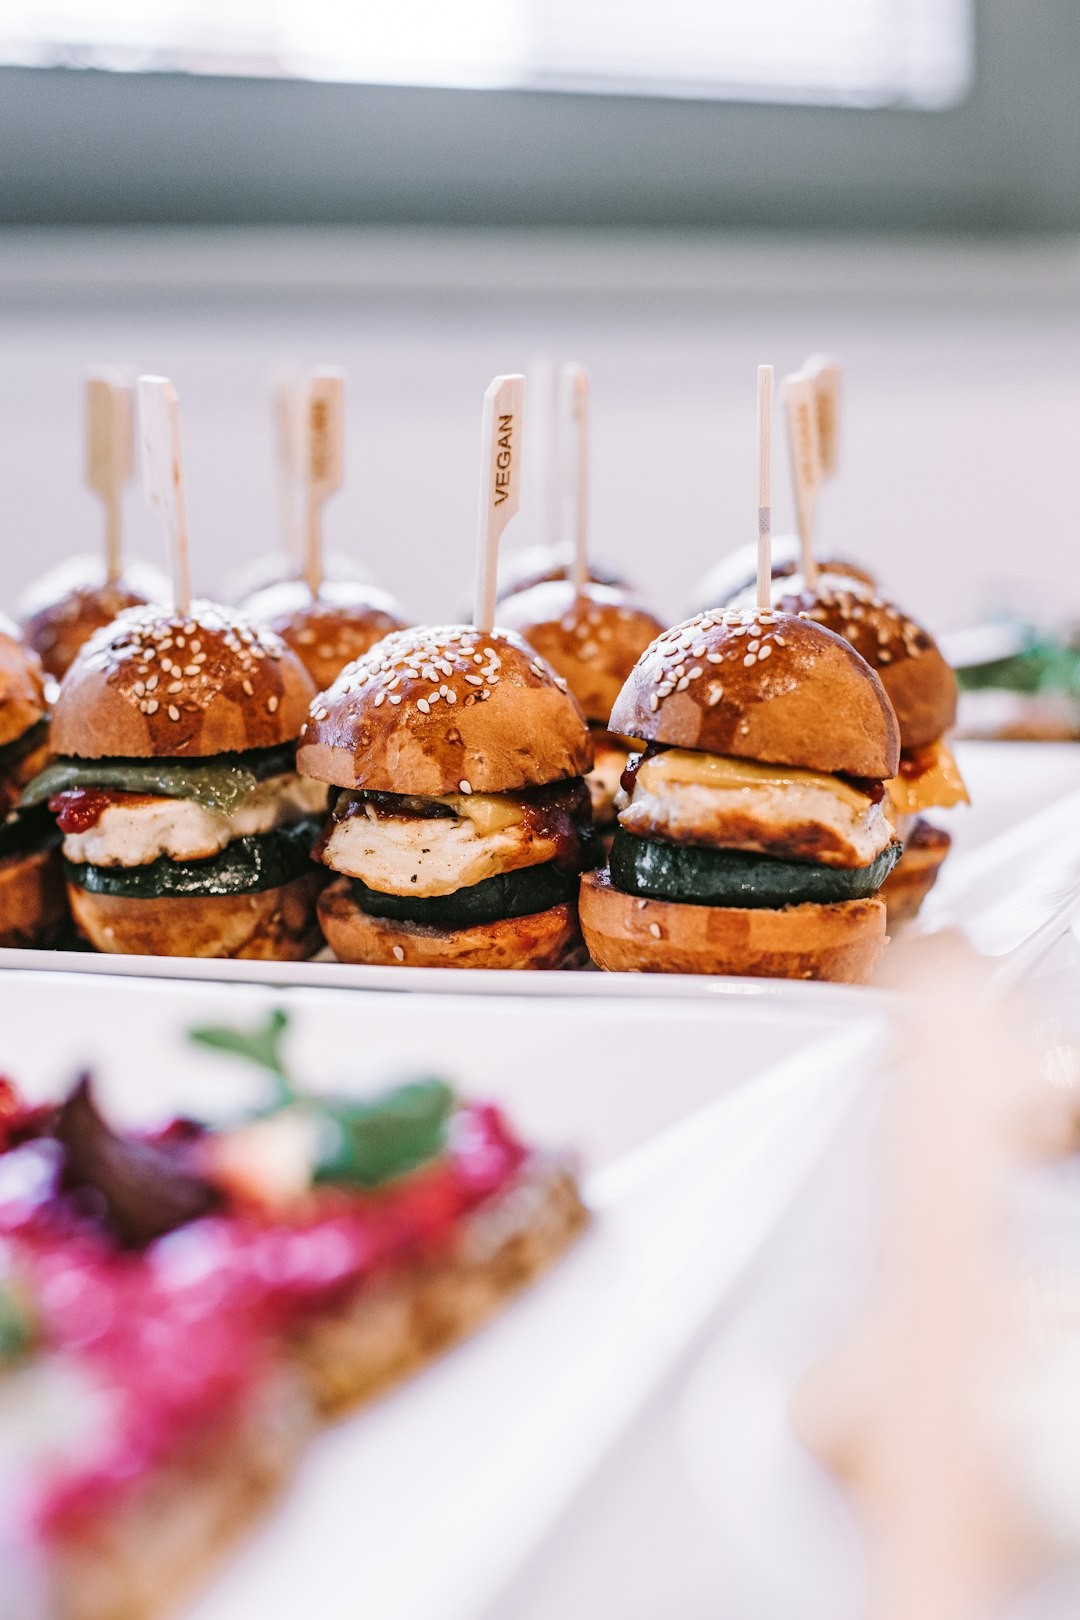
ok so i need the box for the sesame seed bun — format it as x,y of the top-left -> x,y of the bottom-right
689,536 -> 874,616
881,820 -> 951,927
0,847 -> 67,948
609,609 -> 900,781
497,581 -> 667,725
318,875 -> 586,969
242,579 -> 410,694
0,615 -> 47,748
67,869 -> 326,958
766,575 -> 957,752
18,556 -> 168,680
579,868 -> 886,982
495,543 -> 632,603
297,625 -> 593,796
50,602 -> 318,760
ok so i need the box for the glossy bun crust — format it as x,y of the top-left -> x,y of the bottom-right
0,847 -> 67,948
497,581 -> 667,724
768,575 -> 957,751
51,602 -> 317,760
579,869 -> 886,983
0,615 -> 47,748
609,609 -> 900,781
242,579 -> 409,694
19,557 -> 167,681
880,820 -> 951,927
298,625 -> 592,796
318,877 -> 586,969
690,536 -> 874,616
67,871 -> 326,959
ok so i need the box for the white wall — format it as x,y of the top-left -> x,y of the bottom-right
0,228 -> 1077,633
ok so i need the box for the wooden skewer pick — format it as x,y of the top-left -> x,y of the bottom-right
273,372 -> 301,565
784,369 -> 822,590
756,364 -> 774,613
805,353 -> 842,481
86,371 -> 134,585
303,368 -> 345,599
137,375 -> 191,616
473,373 -> 526,634
528,353 -> 560,553
559,363 -> 589,591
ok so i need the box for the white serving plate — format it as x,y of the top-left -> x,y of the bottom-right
1,741 -> 1077,1000
0,973 -> 885,1620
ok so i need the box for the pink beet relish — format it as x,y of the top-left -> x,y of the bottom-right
0,1101 -> 526,1537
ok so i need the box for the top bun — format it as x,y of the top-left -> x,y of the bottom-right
297,624 -> 592,795
50,601 -> 317,760
0,614 -> 47,749
495,543 -> 633,603
610,608 -> 900,780
242,578 -> 409,694
497,581 -> 667,724
19,556 -> 168,681
689,535 -> 873,618
763,574 -> 957,752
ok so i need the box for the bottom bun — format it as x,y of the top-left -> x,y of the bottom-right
579,868 -> 887,983
0,846 -> 68,948
880,820 -> 952,928
67,870 -> 326,960
318,875 -> 586,970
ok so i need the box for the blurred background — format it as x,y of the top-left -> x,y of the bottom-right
0,0 -> 1077,626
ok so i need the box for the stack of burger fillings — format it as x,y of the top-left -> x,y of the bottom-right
0,618 -> 66,946
20,379 -> 326,959
497,365 -> 666,834
241,369 -> 410,694
757,574 -> 968,924
297,374 -> 600,970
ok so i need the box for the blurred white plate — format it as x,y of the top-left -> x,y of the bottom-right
2,741 -> 1076,999
0,973 -> 884,1620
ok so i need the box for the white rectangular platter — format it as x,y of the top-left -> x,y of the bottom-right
0,973 -> 886,1620
1,741 -> 1077,1001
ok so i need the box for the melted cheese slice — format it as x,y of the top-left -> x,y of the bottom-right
622,748 -> 894,869
884,740 -> 969,819
62,774 -> 329,868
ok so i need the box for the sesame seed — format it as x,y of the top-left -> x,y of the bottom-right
758,643 -> 772,659
392,945 -> 405,962
184,664 -> 199,677
649,693 -> 659,711
168,681 -> 183,694
459,779 -> 472,794
145,699 -> 159,715
743,653 -> 756,667
688,666 -> 703,679
267,695 -> 279,713
676,676 -> 690,692
444,690 -> 456,704
417,697 -> 430,714
168,705 -> 180,721
706,652 -> 723,665
242,679 -> 254,696
707,683 -> 723,705
465,673 -> 483,686
648,922 -> 662,939
389,694 -> 402,705
635,898 -> 647,910
373,691 -> 385,707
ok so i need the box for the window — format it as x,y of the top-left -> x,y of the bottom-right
0,0 -> 973,108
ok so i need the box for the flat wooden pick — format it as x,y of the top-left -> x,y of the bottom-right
303,367 -> 345,597
806,354 -> 842,481
558,362 -> 589,590
792,941 -> 1041,1620
86,371 -> 134,583
473,373 -> 526,633
138,374 -> 190,615
784,370 -> 822,589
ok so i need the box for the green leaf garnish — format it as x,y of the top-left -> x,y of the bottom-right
189,1009 -> 295,1106
311,1079 -> 456,1188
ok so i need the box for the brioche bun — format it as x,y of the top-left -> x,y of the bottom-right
0,847 -> 67,947
19,557 -> 167,680
67,869 -> 325,958
610,608 -> 900,780
298,625 -> 592,795
765,575 -> 957,751
690,536 -> 874,616
881,820 -> 951,926
50,602 -> 317,760
318,875 -> 585,969
495,543 -> 631,603
242,579 -> 409,693
497,581 -> 666,724
0,616 -> 47,748
579,868 -> 886,982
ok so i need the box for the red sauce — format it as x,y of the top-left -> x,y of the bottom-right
0,1100 -> 526,1538
838,775 -> 886,804
897,747 -> 936,781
